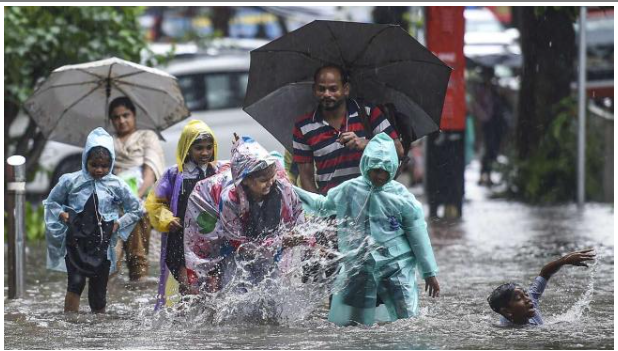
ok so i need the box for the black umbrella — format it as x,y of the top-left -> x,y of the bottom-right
243,20 -> 452,152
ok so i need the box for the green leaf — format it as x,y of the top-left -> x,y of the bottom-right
5,6 -> 150,177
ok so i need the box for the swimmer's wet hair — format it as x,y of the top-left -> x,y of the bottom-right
87,146 -> 112,162
487,282 -> 522,313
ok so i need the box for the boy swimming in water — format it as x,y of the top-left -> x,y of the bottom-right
487,249 -> 596,326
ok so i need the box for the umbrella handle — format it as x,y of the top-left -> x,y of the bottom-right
105,78 -> 111,99
104,78 -> 112,128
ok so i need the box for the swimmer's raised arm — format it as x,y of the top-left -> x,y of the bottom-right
539,249 -> 596,281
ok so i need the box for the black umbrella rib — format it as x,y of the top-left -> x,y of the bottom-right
107,63 -> 115,78
369,77 -> 414,98
114,84 -> 161,131
353,58 -> 452,71
349,25 -> 394,66
254,49 -> 332,65
28,80 -> 100,100
49,82 -> 103,135
114,80 -> 174,96
74,68 -> 107,80
367,77 -> 440,128
113,70 -> 151,80
325,22 -> 346,67
104,63 -> 116,122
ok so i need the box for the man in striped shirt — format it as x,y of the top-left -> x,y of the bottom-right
293,65 -> 403,194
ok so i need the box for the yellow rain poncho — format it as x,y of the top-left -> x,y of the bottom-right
145,120 -> 219,232
144,119 -> 227,310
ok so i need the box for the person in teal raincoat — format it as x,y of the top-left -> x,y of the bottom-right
44,127 -> 142,313
294,132 -> 440,326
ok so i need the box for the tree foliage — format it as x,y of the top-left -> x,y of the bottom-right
502,6 -> 594,203
4,6 -> 154,176
513,6 -> 577,160
499,98 -> 604,203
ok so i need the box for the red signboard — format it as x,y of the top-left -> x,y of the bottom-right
426,6 -> 466,131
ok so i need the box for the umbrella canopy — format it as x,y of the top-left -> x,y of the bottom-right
243,20 -> 452,152
24,57 -> 190,146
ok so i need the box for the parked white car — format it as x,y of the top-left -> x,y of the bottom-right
27,52 -> 284,195
159,54 -> 283,166
464,7 -> 520,58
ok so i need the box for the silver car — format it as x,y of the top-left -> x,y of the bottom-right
159,54 -> 283,166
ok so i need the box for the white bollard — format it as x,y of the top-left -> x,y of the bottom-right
7,155 -> 26,299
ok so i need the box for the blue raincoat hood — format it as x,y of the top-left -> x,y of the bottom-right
81,127 -> 116,179
360,132 -> 399,186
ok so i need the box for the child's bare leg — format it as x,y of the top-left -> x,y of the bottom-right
92,307 -> 106,314
64,291 -> 81,313
178,266 -> 190,295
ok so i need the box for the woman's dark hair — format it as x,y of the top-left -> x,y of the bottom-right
108,96 -> 136,118
87,146 -> 112,162
487,282 -> 522,314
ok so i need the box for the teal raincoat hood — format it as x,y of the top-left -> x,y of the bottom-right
293,132 -> 438,326
359,132 -> 399,186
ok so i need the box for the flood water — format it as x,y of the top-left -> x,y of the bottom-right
4,165 -> 614,349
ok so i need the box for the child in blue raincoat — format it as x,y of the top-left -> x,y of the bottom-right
294,132 -> 440,326
44,127 -> 142,313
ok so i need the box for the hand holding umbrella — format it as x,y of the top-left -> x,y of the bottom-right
243,20 -> 452,152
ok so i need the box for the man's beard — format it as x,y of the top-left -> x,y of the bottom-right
320,98 -> 345,111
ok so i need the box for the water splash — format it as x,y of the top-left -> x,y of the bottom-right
145,217 -> 344,328
548,256 -> 598,324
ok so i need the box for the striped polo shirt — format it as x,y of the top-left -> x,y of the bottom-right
293,99 -> 398,194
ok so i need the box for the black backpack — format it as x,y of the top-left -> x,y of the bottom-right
355,100 -> 415,178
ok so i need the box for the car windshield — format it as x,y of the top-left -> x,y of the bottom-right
177,71 -> 249,111
466,19 -> 503,33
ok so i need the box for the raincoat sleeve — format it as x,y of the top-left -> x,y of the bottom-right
216,196 -> 245,241
114,178 -> 143,242
183,178 -> 226,276
401,192 -> 438,278
292,185 -> 339,217
145,168 -> 176,232
43,174 -> 72,271
289,185 -> 305,226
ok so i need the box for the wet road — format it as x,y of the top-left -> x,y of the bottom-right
4,162 -> 614,349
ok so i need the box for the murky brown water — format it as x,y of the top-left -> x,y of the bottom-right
4,168 -> 614,349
